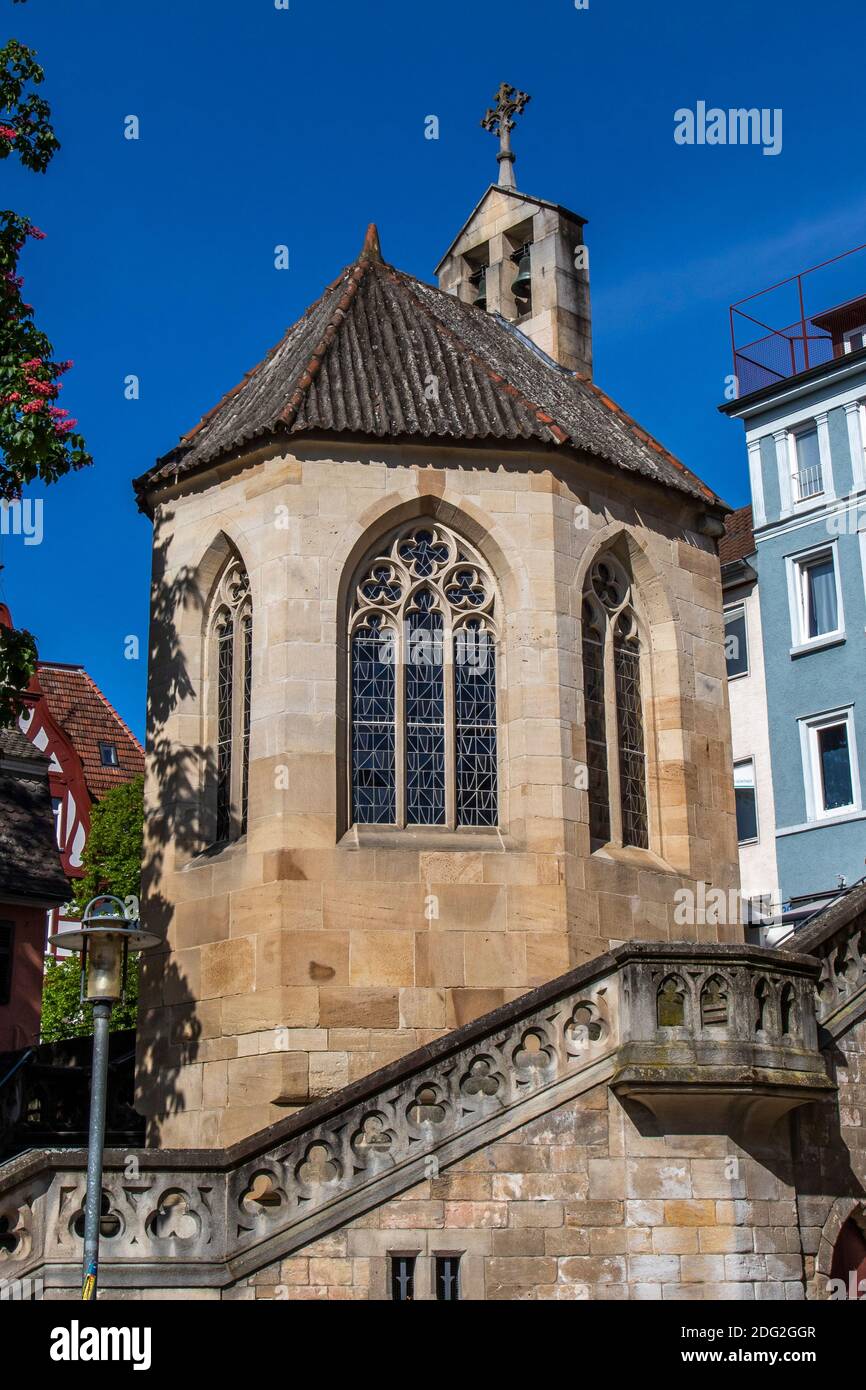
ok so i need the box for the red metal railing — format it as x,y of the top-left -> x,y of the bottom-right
730,241 -> 866,397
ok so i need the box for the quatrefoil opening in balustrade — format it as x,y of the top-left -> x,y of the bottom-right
296,1142 -> 341,1188
512,1029 -> 555,1080
351,1113 -> 396,1163
657,975 -> 687,1028
565,1002 -> 606,1055
0,1211 -> 23,1259
460,1056 -> 502,1101
700,975 -> 729,1029
407,1084 -> 447,1127
148,1189 -> 201,1242
72,1190 -> 122,1241
240,1170 -> 286,1217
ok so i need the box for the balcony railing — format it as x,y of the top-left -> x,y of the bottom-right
730,242 -> 866,397
796,463 -> 824,501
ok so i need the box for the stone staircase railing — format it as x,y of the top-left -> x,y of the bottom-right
0,941 -> 833,1295
782,882 -> 866,1039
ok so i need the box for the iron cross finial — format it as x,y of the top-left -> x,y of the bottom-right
481,83 -> 531,189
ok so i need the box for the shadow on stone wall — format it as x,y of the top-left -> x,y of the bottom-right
792,1035 -> 866,1205
135,513 -> 211,1146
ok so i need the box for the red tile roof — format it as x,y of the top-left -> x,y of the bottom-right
718,505 -> 755,566
35,663 -> 144,800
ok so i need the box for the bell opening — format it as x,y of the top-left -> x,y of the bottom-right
510,242 -> 532,316
469,264 -> 488,311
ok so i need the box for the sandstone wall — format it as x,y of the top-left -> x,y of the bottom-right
138,440 -> 740,1147
228,1084 -> 807,1301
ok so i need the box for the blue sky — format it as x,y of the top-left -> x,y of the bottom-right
3,0 -> 865,740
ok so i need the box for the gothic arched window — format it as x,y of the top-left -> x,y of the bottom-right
349,523 -> 498,829
581,553 -> 649,852
211,557 -> 252,843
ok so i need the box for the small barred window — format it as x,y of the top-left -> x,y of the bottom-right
581,554 -> 648,852
349,523 -> 498,829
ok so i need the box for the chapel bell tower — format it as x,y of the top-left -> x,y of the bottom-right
435,82 -> 592,377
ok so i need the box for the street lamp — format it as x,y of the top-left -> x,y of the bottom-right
49,894 -> 158,1301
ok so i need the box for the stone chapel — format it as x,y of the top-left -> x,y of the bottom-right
2,88 -> 864,1301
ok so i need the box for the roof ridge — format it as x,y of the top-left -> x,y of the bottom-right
277,230 -> 381,432
143,266 -> 358,486
177,280 -> 345,453
394,266 -> 720,504
379,262 -> 570,446
574,374 -> 715,503
135,228 -> 727,510
77,668 -> 145,756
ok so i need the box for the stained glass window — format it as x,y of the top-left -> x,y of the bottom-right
581,554 -> 648,850
406,593 -> 446,825
455,623 -> 497,827
351,615 -> 396,825
350,523 -> 498,829
241,612 -> 252,835
211,558 -> 252,844
614,612 -> 649,850
215,612 -> 234,843
582,597 -> 610,850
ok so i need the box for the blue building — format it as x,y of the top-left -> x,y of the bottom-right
723,256 -> 866,921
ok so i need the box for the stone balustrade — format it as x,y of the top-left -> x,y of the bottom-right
0,942 -> 833,1296
782,882 -> 866,1039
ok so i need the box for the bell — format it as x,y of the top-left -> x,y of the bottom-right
470,266 -> 487,310
511,248 -> 531,307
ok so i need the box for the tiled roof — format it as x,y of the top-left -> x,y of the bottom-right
0,737 -> 68,904
36,663 -> 144,800
0,727 -> 50,764
135,225 -> 725,510
718,504 -> 755,566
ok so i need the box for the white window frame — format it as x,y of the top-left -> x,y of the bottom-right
798,706 -> 861,822
723,602 -> 750,680
774,412 -> 835,516
785,540 -> 845,651
733,756 -> 759,844
788,422 -> 824,504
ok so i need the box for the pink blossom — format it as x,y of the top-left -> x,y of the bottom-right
27,226 -> 46,240
0,125 -> 17,141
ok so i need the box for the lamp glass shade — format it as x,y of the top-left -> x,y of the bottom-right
84,934 -> 125,1002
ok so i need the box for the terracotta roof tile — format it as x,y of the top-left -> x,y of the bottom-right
135,225 -> 726,511
718,505 -> 755,566
35,663 -> 144,800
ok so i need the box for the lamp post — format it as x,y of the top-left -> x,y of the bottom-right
49,895 -> 158,1301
